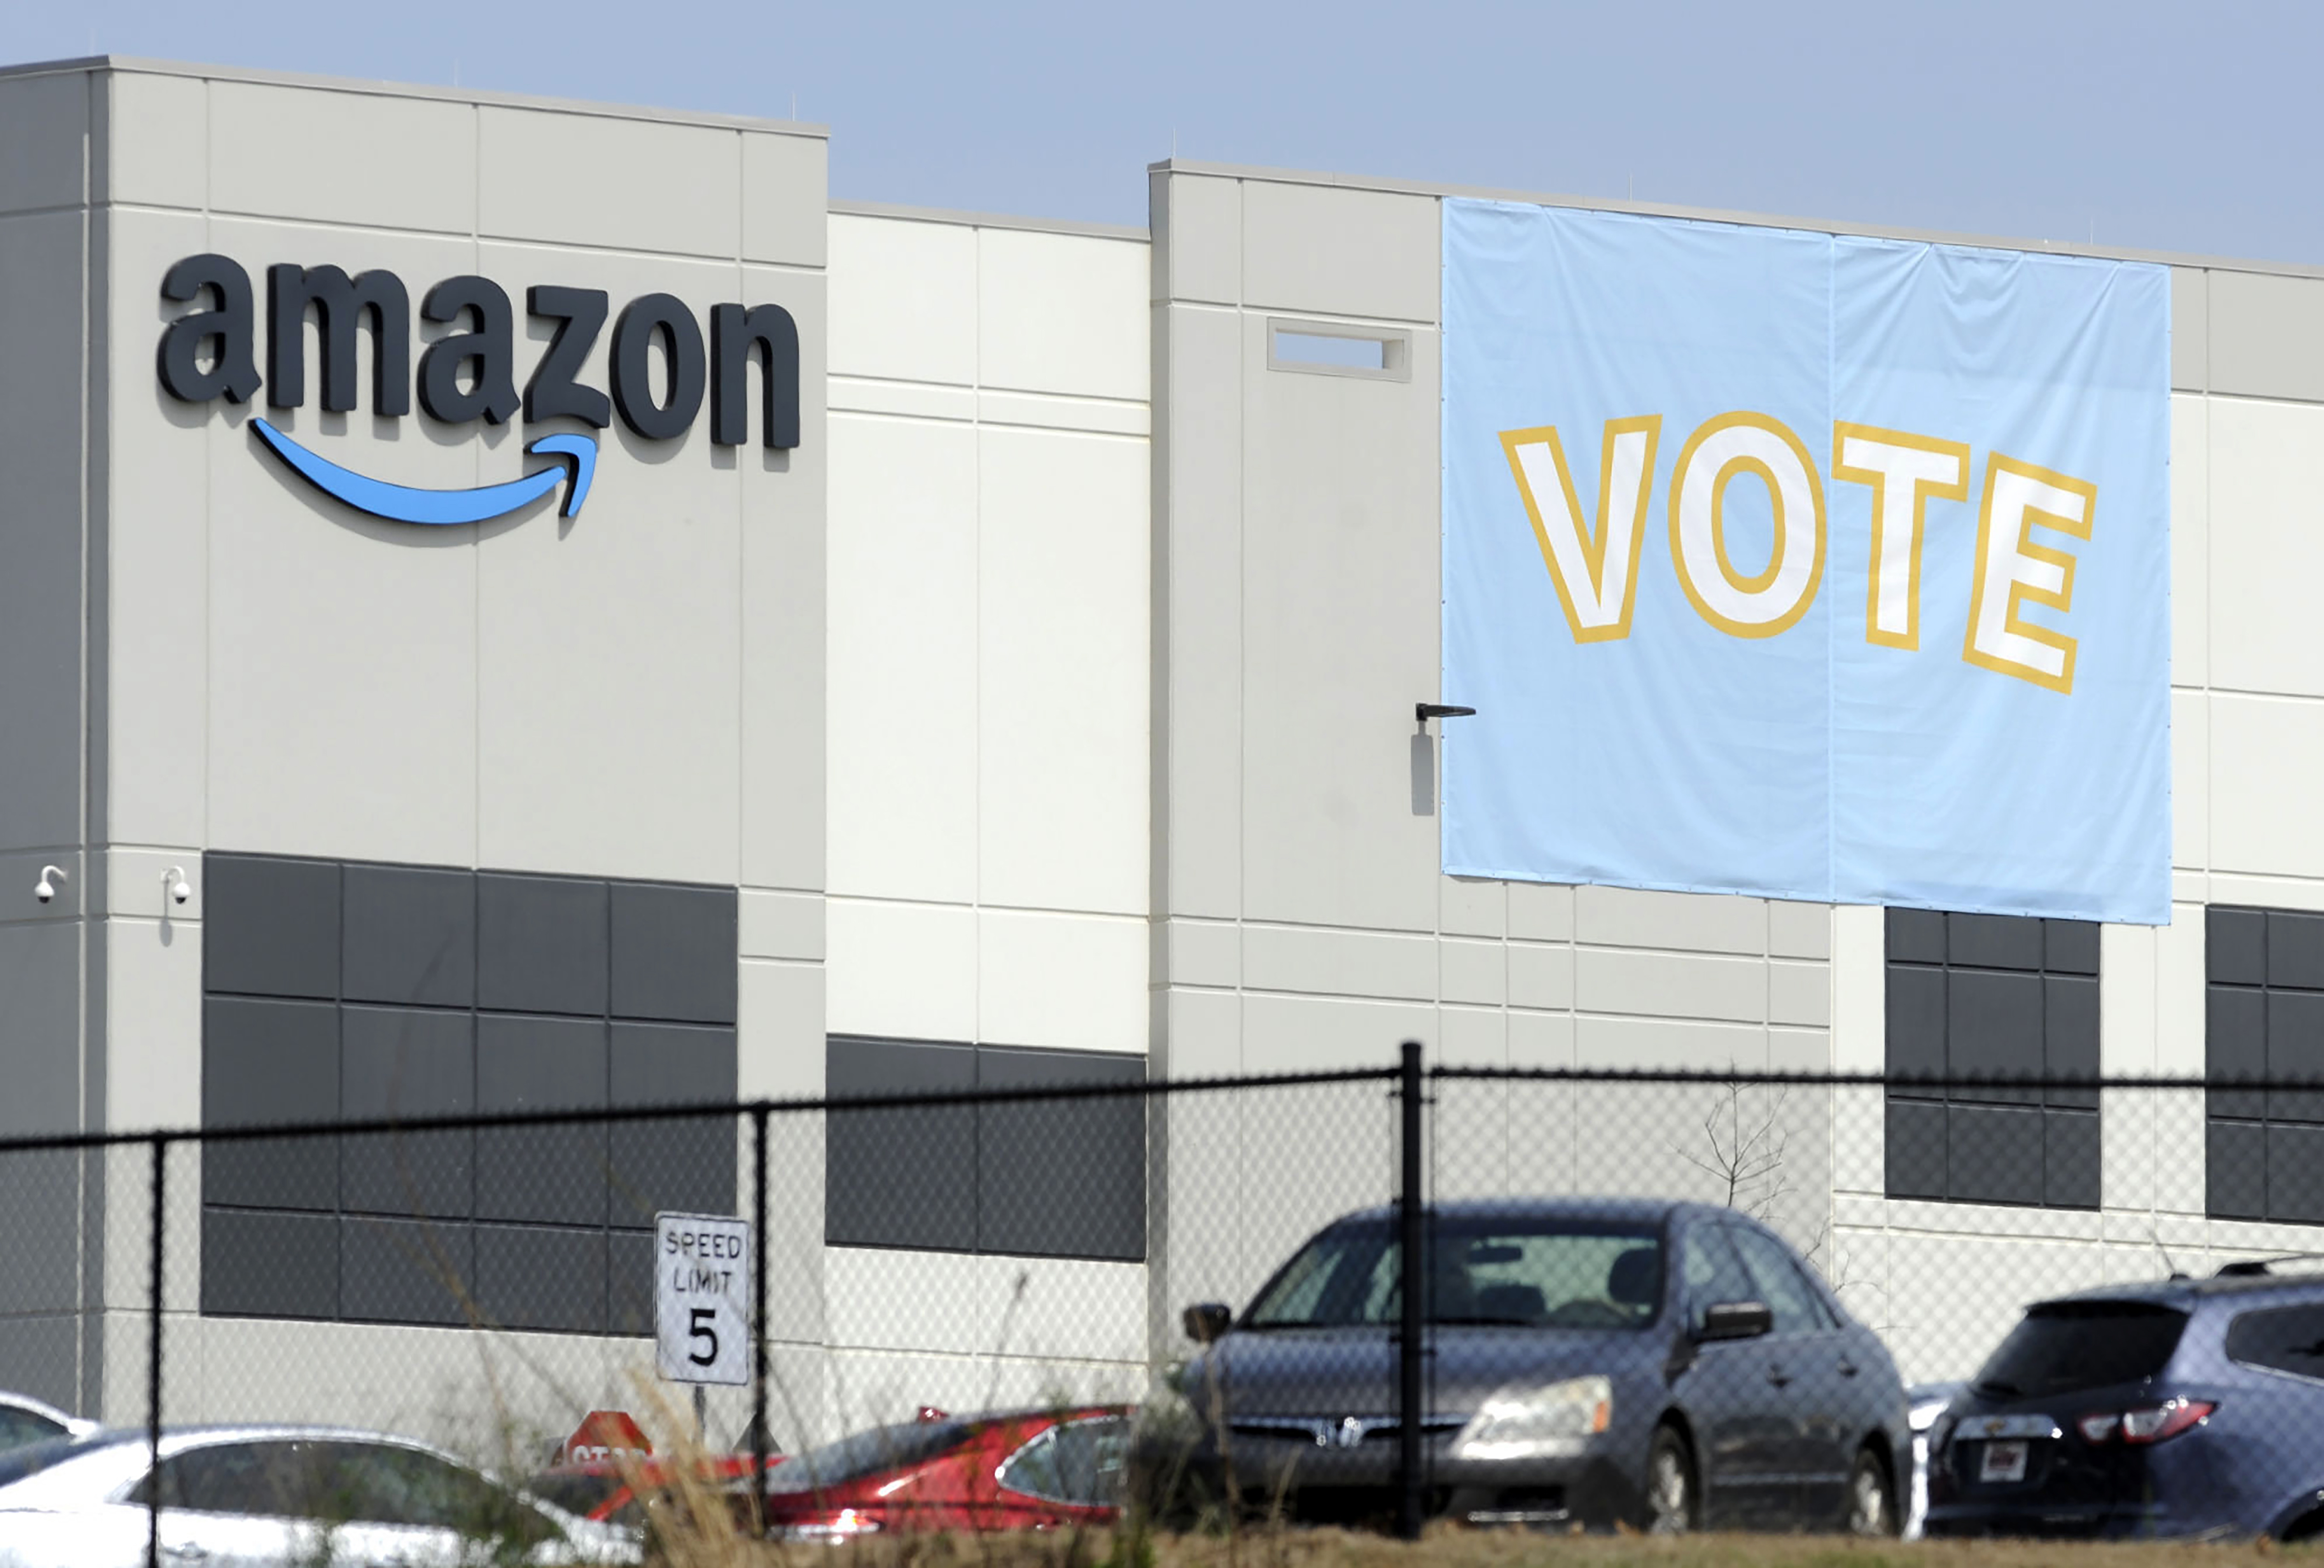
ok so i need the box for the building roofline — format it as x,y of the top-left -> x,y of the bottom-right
828,197 -> 1147,244
0,54 -> 828,139
1148,157 -> 2324,282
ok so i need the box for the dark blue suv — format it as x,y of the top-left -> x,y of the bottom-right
1927,1262 -> 2324,1540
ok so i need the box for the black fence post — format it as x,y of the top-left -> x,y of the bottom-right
147,1133 -> 166,1568
750,1104 -> 770,1537
1396,1041 -> 1425,1541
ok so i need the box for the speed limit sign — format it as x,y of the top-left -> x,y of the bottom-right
654,1212 -> 751,1386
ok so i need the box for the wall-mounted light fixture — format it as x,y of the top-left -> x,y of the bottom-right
165,866 -> 191,906
1416,703 -> 1477,724
33,865 -> 66,905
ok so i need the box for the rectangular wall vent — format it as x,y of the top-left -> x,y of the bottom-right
1267,317 -> 1412,381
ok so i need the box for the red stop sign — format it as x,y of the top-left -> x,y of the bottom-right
561,1410 -> 652,1465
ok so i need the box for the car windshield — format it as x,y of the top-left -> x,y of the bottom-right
766,1421 -> 968,1494
1972,1300 -> 2190,1398
0,1432 -> 130,1492
1243,1217 -> 1663,1330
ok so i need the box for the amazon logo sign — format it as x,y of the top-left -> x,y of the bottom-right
155,254 -> 799,526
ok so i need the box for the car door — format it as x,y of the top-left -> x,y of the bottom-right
1725,1224 -> 1853,1524
140,1441 -> 311,1568
1672,1219 -> 1792,1525
321,1441 -> 570,1566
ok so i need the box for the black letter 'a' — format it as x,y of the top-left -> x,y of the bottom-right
523,286 -> 612,427
157,254 -> 261,404
267,264 -> 411,415
710,303 -> 799,449
417,277 -> 520,425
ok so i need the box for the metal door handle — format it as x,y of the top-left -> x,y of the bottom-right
160,1548 -> 208,1562
1766,1365 -> 1792,1387
1838,1359 -> 1860,1378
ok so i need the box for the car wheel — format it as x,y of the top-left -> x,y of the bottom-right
1645,1426 -> 1698,1535
1846,1446 -> 1898,1537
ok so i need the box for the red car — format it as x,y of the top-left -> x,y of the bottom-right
530,1452 -> 775,1527
754,1406 -> 1130,1538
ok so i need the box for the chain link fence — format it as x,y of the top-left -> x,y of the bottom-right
0,1050 -> 2319,1552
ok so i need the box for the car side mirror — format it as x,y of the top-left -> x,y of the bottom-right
1697,1300 -> 1773,1341
1183,1302 -> 1232,1343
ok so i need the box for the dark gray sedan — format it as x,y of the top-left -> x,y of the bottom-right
1149,1197 -> 1908,1534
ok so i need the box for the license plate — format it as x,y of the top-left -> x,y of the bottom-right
1979,1440 -> 2029,1483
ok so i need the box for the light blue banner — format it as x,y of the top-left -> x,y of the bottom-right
1441,200 -> 2170,923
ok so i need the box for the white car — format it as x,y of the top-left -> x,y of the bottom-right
0,1392 -> 98,1453
0,1425 -> 637,1567
1904,1381 -> 1963,1541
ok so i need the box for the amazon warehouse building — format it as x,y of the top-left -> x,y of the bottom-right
1,54 -> 2323,1447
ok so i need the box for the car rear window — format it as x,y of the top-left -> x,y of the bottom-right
766,1421 -> 968,1493
2226,1303 -> 2324,1379
1973,1300 -> 2189,1399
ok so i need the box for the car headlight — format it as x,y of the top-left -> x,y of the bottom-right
1451,1376 -> 1612,1461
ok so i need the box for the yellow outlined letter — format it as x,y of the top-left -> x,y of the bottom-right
1831,422 -> 1970,651
1963,454 -> 2098,694
1667,411 -> 1825,639
1500,416 -> 1662,643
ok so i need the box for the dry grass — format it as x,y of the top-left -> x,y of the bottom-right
592,1387 -> 2322,1568
636,1512 -> 2324,1568
612,1425 -> 2314,1568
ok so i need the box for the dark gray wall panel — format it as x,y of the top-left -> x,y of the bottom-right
342,1215 -> 473,1327
2209,1119 -> 2266,1219
202,997 -> 339,1210
2210,987 -> 2268,1120
1884,968 -> 1945,1083
1949,913 -> 2043,971
474,1224 -> 606,1333
2043,920 -> 2100,976
201,1210 -> 338,1319
0,1150 -> 82,1315
826,1037 -> 975,1251
0,1315 -> 79,1415
2045,976 -> 2101,1107
1949,970 -> 2043,1099
342,865 -> 476,1008
1947,1105 -> 2044,1207
1886,909 -> 2100,1209
202,852 -> 743,1333
2206,906 -> 2324,1221
340,1007 -> 473,1220
477,873 -> 607,1016
2209,907 -> 2266,985
976,1048 -> 1144,1261
1885,907 -> 1944,965
2044,1111 -> 2101,1209
610,883 -> 737,1024
609,1024 -> 737,1225
476,1015 -> 607,1227
2272,1124 -> 2324,1226
204,854 -> 340,999
608,1230 -> 655,1336
2268,990 -> 2324,1125
1884,1101 -> 1946,1199
2270,911 -> 2324,991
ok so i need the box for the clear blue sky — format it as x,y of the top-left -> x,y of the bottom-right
11,0 -> 2320,265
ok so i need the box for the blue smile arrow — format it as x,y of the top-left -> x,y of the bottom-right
251,418 -> 597,525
